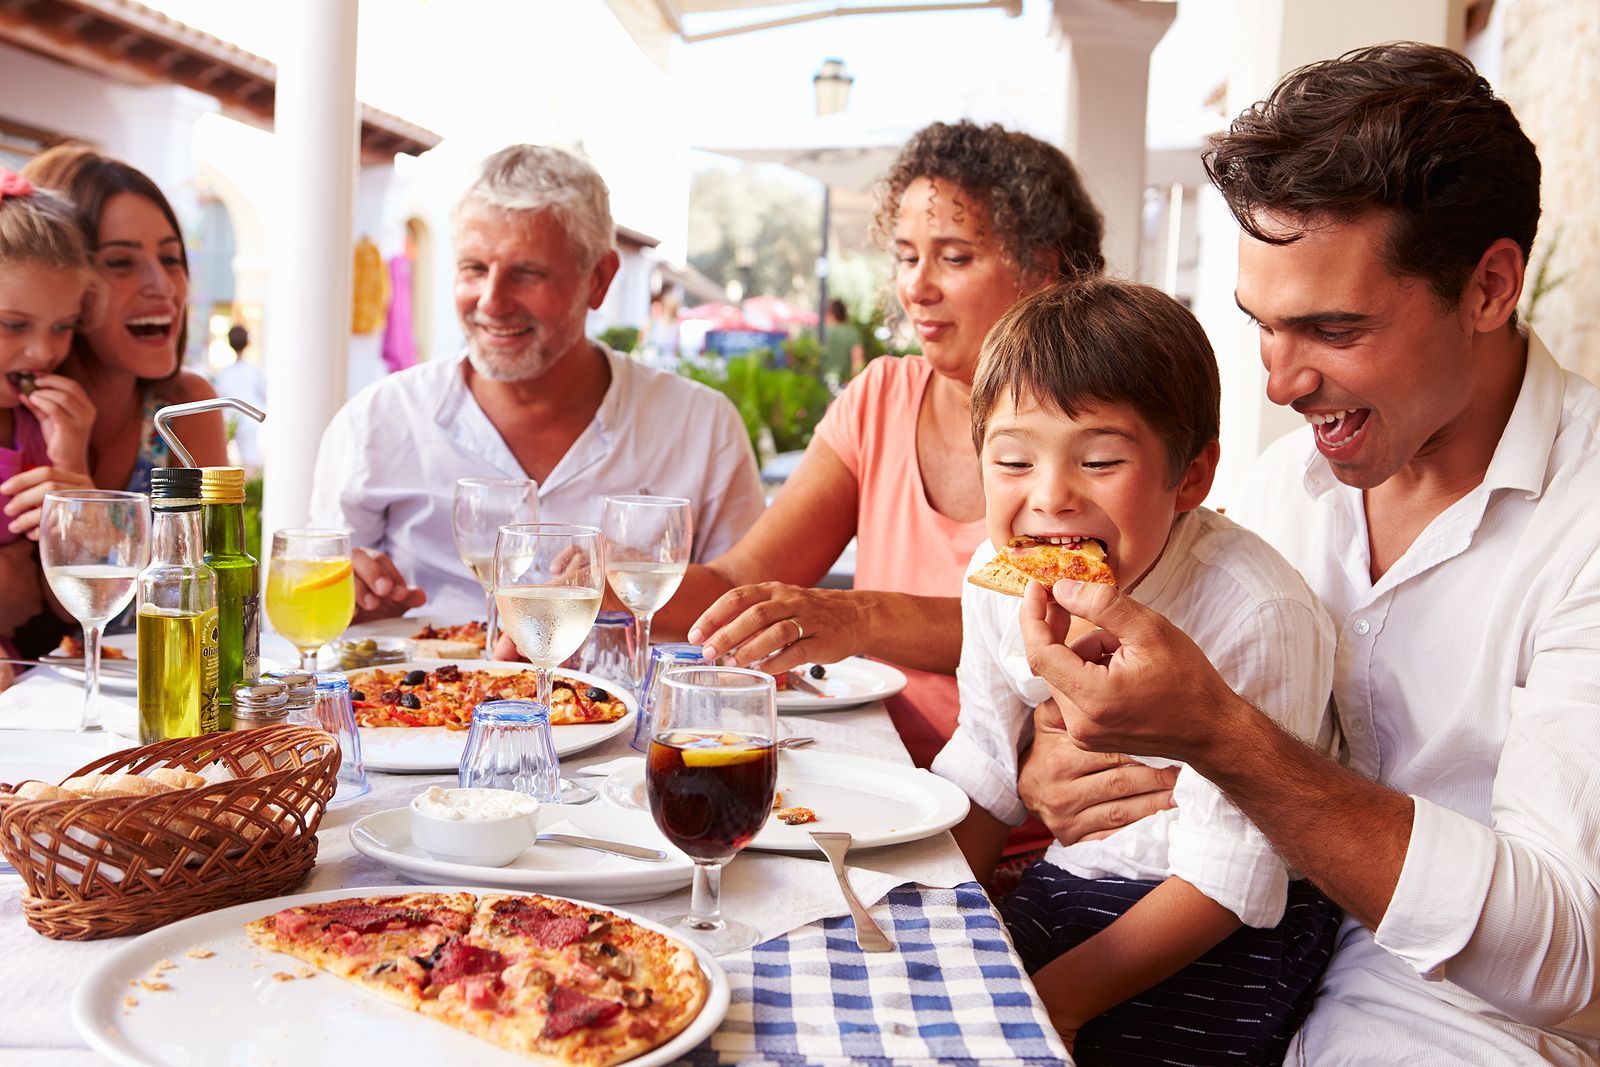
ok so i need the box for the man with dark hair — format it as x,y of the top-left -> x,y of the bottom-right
1017,43 -> 1600,1063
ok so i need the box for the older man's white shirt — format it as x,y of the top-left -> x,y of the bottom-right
309,344 -> 766,619
1231,333 -> 1600,1066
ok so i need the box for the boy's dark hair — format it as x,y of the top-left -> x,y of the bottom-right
971,278 -> 1220,486
872,120 -> 1106,280
1204,42 -> 1540,308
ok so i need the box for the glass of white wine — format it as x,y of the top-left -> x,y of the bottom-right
494,522 -> 603,803
601,495 -> 692,687
452,478 -> 538,659
40,490 -> 151,732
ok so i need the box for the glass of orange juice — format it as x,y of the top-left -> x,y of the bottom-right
265,528 -> 355,672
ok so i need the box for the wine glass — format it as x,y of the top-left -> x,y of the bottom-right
39,490 -> 150,732
494,522 -> 603,803
453,478 -> 538,659
264,529 -> 354,672
646,666 -> 777,955
602,495 -> 692,686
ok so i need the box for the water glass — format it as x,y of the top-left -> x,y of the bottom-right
634,643 -> 709,752
266,529 -> 354,672
459,700 -> 561,803
563,610 -> 637,692
313,672 -> 371,806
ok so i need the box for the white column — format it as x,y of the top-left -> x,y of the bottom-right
1199,0 -> 1467,507
1052,0 -> 1177,280
261,0 -> 359,538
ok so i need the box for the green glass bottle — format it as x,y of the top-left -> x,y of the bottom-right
201,467 -> 259,730
137,467 -> 220,743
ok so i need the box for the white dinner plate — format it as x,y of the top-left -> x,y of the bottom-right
350,802 -> 693,902
777,658 -> 907,712
346,661 -> 637,773
601,749 -> 970,852
71,883 -> 729,1067
39,632 -> 140,694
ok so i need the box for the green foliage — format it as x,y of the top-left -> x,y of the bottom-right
784,332 -> 821,378
598,326 -> 640,354
1525,227 -> 1567,326
681,350 -> 832,455
243,471 -> 263,562
687,164 -> 822,306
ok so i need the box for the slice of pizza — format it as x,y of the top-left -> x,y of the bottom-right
548,677 -> 628,726
245,892 -> 477,1009
968,535 -> 1117,597
412,620 -> 488,660
417,894 -> 708,1066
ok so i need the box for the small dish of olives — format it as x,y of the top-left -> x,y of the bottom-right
333,636 -> 414,670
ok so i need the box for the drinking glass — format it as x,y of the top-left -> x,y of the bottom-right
646,666 -> 777,954
264,529 -> 354,672
452,478 -> 538,659
459,699 -> 560,803
494,522 -> 603,803
602,495 -> 692,686
39,490 -> 150,732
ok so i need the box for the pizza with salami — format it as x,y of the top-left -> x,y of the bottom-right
247,891 -> 708,1066
967,535 -> 1117,597
349,664 -> 627,730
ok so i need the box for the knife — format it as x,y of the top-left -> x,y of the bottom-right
1,657 -> 137,674
786,670 -> 826,697
535,833 -> 668,862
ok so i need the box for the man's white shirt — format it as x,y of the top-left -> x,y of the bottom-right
308,344 -> 766,618
1232,333 -> 1600,1065
933,507 -> 1336,928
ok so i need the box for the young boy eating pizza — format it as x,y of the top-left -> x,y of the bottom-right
931,277 -> 1341,1064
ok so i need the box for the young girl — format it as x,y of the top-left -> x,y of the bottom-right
0,169 -> 98,686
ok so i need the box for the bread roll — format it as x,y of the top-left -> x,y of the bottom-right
90,774 -> 174,798
14,781 -> 74,801
146,768 -> 208,791
60,773 -> 109,797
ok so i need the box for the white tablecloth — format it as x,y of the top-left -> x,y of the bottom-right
1,664 -> 995,1065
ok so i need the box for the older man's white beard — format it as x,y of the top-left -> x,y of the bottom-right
465,318 -> 583,382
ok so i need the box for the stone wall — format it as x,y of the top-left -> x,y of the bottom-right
1500,0 -> 1600,379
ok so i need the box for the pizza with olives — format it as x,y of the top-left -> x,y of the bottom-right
247,891 -> 709,1066
348,664 -> 628,730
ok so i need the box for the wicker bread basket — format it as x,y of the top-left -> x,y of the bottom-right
0,725 -> 339,940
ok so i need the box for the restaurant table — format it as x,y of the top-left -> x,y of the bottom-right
1,664 -> 1072,1067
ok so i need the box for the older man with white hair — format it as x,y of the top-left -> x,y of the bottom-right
309,144 -> 764,622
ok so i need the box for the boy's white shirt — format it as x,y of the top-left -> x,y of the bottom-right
931,507 -> 1338,928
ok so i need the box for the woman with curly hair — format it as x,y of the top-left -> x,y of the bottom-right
676,121 -> 1102,846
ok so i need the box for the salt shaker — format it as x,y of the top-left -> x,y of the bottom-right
459,700 -> 561,803
231,681 -> 289,731
262,668 -> 316,726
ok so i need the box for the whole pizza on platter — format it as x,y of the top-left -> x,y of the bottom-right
349,663 -> 627,730
246,890 -> 709,1066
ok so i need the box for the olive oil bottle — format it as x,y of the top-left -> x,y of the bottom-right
201,466 -> 259,730
138,467 -> 221,743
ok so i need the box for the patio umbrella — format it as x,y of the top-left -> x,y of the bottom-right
742,294 -> 819,331
681,302 -> 752,330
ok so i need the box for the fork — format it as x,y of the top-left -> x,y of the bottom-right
809,830 -> 894,952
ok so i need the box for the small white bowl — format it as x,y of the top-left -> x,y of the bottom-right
408,787 -> 541,867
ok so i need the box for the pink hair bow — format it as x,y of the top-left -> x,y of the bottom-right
0,170 -> 34,200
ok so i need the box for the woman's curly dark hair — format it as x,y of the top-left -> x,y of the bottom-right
871,121 -> 1105,279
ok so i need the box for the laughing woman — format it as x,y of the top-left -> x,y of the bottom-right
23,145 -> 225,492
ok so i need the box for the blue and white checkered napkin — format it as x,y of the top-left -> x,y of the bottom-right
684,883 -> 1072,1066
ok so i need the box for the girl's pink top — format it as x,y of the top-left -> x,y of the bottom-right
0,405 -> 48,547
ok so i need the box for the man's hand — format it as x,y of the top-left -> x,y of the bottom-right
1019,698 -> 1178,845
1019,579 -> 1244,765
351,546 -> 427,622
